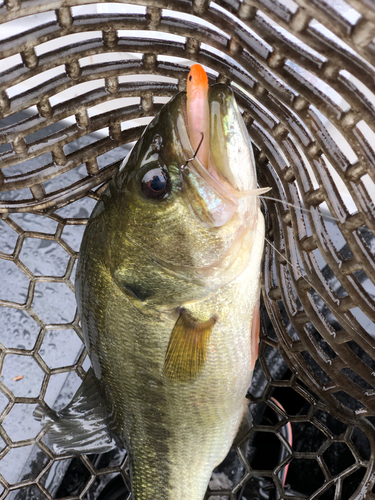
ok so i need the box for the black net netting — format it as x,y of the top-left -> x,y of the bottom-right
1,0 -> 375,499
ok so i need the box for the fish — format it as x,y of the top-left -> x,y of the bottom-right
34,64 -> 266,500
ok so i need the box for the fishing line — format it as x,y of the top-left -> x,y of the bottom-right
270,397 -> 292,489
261,232 -> 361,380
262,233 -> 341,314
181,132 -> 205,171
181,146 -> 339,224
239,188 -> 340,223
236,397 -> 293,500
263,235 -> 315,294
259,195 -> 340,223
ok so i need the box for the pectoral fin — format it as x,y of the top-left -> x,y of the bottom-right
33,369 -> 117,455
164,308 -> 217,382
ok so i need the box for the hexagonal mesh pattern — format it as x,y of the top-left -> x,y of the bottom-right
1,0 -> 375,499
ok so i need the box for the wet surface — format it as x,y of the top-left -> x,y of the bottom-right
1,3 -> 375,496
1,118 -> 375,498
0,113 -> 130,490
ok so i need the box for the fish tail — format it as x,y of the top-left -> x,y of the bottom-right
33,404 -> 69,454
33,403 -> 56,424
33,369 -> 117,455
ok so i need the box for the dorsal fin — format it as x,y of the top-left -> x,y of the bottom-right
164,308 -> 217,382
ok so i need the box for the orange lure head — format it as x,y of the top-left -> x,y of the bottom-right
187,64 -> 209,101
185,64 -> 210,169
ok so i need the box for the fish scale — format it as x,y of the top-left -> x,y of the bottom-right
95,260 -> 262,499
34,67 -> 265,500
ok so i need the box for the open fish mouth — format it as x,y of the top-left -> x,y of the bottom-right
177,84 -> 258,228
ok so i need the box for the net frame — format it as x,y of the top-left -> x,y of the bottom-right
0,0 -> 375,498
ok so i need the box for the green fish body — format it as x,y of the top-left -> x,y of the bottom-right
35,83 -> 265,500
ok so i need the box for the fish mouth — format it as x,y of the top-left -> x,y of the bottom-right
176,84 -> 257,228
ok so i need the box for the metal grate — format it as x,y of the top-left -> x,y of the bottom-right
1,0 -> 375,498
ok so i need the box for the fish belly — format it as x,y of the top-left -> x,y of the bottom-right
79,218 -> 264,500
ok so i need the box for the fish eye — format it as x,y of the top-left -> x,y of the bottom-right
141,167 -> 169,199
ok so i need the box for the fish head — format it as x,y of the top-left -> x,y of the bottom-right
88,83 -> 263,308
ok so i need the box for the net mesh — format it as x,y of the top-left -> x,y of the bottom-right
1,0 -> 375,498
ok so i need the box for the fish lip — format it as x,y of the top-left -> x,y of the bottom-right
180,85 -> 255,201
175,87 -> 258,228
208,83 -> 256,193
179,94 -> 240,208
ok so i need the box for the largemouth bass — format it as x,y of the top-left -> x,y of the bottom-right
35,65 -> 265,500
